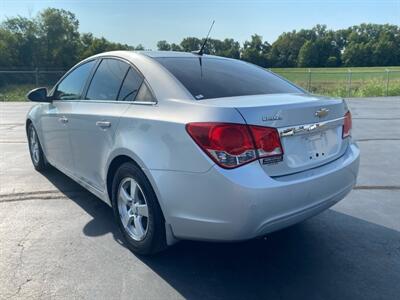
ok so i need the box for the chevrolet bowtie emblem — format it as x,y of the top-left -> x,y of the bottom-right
315,108 -> 329,118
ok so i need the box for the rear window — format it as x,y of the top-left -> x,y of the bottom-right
155,57 -> 302,100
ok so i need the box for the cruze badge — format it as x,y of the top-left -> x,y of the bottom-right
315,108 -> 329,118
262,114 -> 282,121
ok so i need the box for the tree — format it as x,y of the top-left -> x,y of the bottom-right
79,33 -> 132,60
297,41 -> 319,67
342,42 -> 371,67
170,43 -> 182,51
157,40 -> 182,51
1,8 -> 399,69
134,44 -> 145,50
1,16 -> 40,67
0,8 -> 142,68
241,34 -> 270,67
180,37 -> 202,52
37,8 -> 81,67
269,30 -> 309,67
209,38 -> 240,59
342,24 -> 400,66
298,39 -> 339,67
158,37 -> 240,57
157,40 -> 171,51
326,56 -> 339,67
0,28 -> 19,67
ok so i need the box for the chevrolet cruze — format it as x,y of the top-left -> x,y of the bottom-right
26,51 -> 360,255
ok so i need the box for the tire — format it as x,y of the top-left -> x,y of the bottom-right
111,162 -> 166,255
27,123 -> 48,172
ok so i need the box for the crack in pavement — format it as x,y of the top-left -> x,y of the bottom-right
352,117 -> 400,120
4,221 -> 55,300
0,123 -> 25,126
354,185 -> 400,191
0,190 -> 89,203
356,138 -> 400,142
1,185 -> 398,205
0,140 -> 27,144
4,227 -> 37,299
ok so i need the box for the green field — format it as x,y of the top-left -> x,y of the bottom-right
1,67 -> 400,101
0,84 -> 37,102
271,66 -> 400,72
271,66 -> 400,97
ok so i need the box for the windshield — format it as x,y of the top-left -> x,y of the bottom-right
154,57 -> 303,100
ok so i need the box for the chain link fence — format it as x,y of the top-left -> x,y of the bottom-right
272,68 -> 400,98
0,69 -> 66,101
1,68 -> 400,101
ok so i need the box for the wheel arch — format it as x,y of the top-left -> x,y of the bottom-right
106,155 -> 138,202
105,153 -> 177,245
105,152 -> 165,215
26,117 -> 48,159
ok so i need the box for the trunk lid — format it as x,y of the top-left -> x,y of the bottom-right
201,93 -> 349,176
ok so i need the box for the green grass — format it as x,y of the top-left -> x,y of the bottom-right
1,67 -> 400,101
271,66 -> 400,72
271,66 -> 400,97
0,84 -> 36,102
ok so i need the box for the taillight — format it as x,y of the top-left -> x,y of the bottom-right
343,111 -> 352,138
249,125 -> 283,158
186,122 -> 283,168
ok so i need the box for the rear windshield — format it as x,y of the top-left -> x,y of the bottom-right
154,57 -> 302,100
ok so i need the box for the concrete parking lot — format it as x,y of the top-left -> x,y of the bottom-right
1,97 -> 399,300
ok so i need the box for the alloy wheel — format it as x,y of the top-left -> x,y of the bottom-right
29,126 -> 40,164
117,177 -> 149,241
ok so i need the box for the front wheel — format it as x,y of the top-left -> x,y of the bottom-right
111,162 -> 166,255
27,123 -> 48,171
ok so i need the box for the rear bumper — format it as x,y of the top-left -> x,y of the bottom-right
149,143 -> 360,241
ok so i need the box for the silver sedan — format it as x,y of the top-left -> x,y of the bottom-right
26,51 -> 360,255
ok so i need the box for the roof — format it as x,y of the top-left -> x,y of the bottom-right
137,50 -> 222,59
90,50 -> 231,62
137,50 -> 200,58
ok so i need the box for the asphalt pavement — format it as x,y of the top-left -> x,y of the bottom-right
0,97 -> 399,300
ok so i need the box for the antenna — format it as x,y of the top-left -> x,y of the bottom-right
194,20 -> 215,56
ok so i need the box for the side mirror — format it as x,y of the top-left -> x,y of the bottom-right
26,87 -> 52,102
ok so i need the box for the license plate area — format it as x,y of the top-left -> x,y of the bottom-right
281,126 -> 342,169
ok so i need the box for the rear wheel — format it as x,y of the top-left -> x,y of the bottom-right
27,123 -> 48,171
111,162 -> 166,255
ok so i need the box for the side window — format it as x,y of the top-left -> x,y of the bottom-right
118,67 -> 143,101
135,82 -> 156,102
86,59 -> 129,100
54,60 -> 96,100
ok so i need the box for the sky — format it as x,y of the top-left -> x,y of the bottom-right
1,0 -> 399,49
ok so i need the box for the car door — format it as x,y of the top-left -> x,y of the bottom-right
40,60 -> 96,174
70,58 -> 144,193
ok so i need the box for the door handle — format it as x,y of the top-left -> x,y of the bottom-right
96,121 -> 111,128
58,116 -> 68,124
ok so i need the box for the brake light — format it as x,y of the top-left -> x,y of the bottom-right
343,111 -> 352,138
186,122 -> 283,168
249,125 -> 284,158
